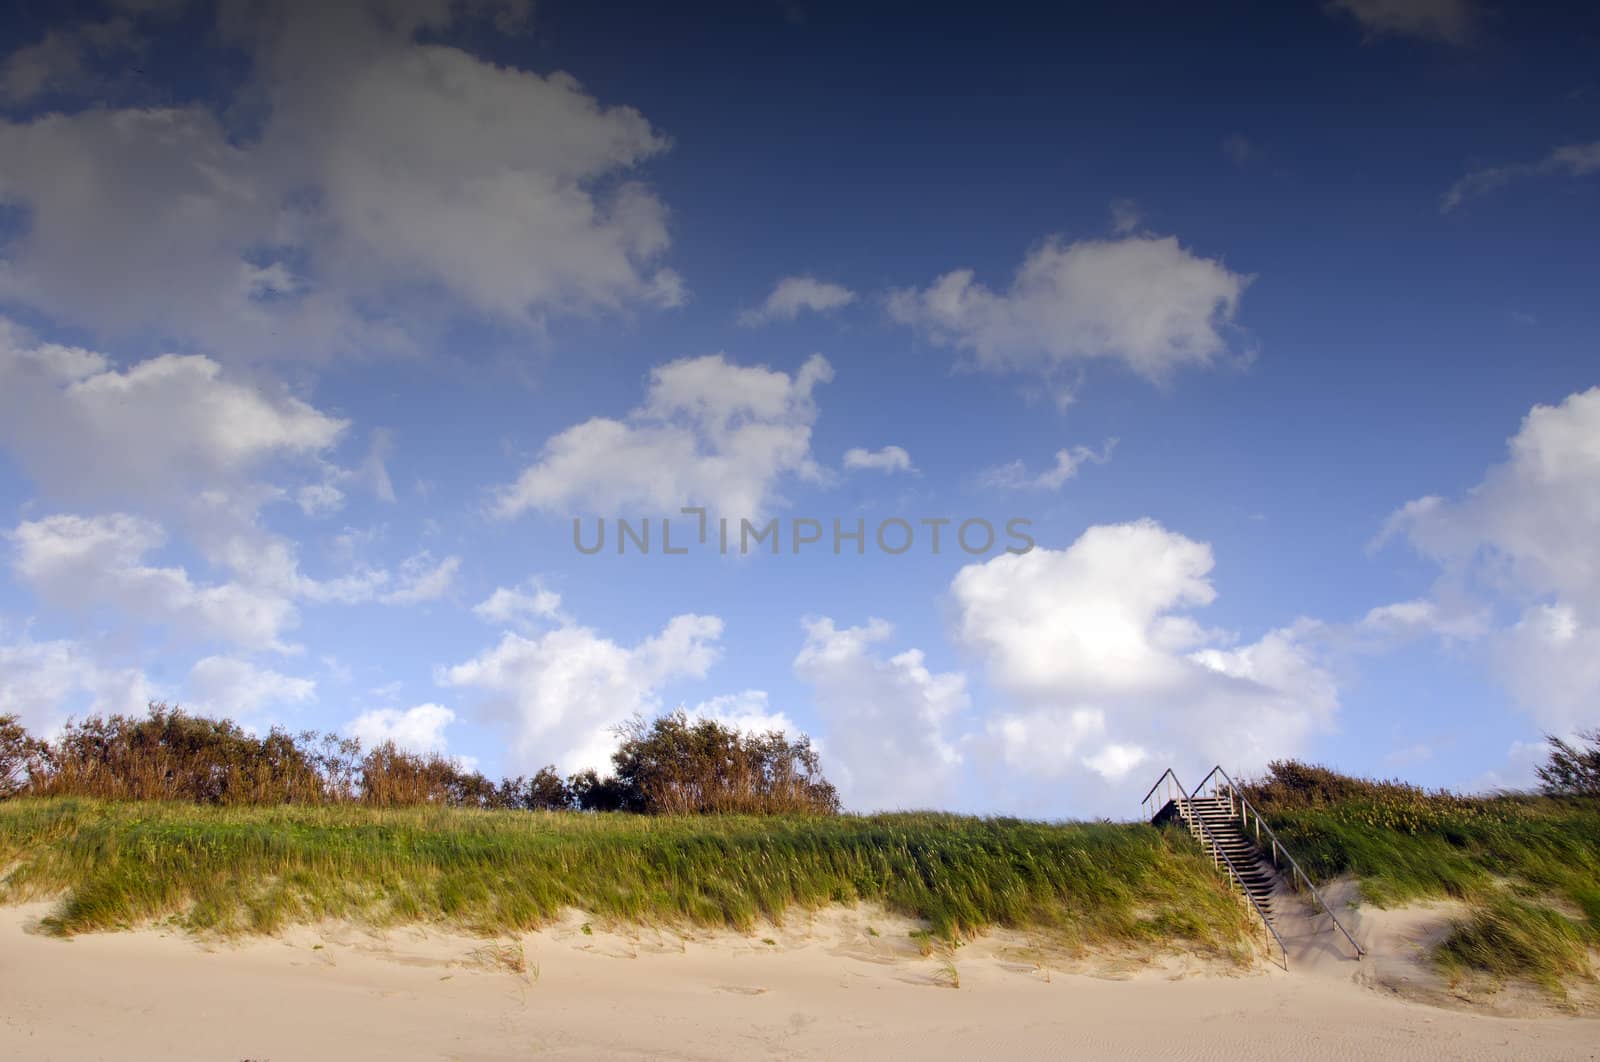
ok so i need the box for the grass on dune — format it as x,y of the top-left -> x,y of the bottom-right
1436,895 -> 1596,993
0,798 -> 1257,960
1258,790 -> 1600,995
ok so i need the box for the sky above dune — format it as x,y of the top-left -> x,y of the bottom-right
1,0 -> 1597,815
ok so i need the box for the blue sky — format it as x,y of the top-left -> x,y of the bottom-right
1,0 -> 1597,816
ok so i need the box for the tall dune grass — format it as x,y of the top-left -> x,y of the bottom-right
1247,760 -> 1600,996
0,798 -> 1255,958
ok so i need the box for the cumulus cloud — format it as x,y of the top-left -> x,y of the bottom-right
0,1 -> 679,359
474,580 -> 567,629
982,439 -> 1115,490
440,608 -> 724,774
1442,141 -> 1600,212
842,445 -> 915,475
494,353 -> 832,519
793,617 -> 968,811
9,514 -> 301,652
1380,387 -> 1600,735
1325,0 -> 1480,45
345,703 -> 458,756
0,321 -> 347,508
888,235 -> 1251,394
185,656 -> 316,720
0,321 -> 406,577
738,276 -> 856,326
684,689 -> 803,739
0,319 -> 460,658
9,511 -> 463,655
950,520 -> 1338,792
0,636 -> 156,736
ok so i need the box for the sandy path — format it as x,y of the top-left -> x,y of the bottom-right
2,903 -> 1597,1061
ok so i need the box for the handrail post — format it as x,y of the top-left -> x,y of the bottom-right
1197,764 -> 1367,961
1148,766 -> 1290,971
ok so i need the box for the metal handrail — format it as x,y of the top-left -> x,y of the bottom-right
1176,792 -> 1290,970
1140,767 -> 1187,819
1191,765 -> 1365,960
1139,768 -> 1288,970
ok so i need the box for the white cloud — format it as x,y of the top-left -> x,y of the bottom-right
950,520 -> 1338,790
10,514 -> 300,652
842,445 -> 915,475
185,655 -> 316,719
1386,388 -> 1600,610
345,703 -> 457,756
441,608 -> 724,774
1084,743 -> 1150,781
982,439 -> 1116,490
1359,598 -> 1487,641
1326,0 -> 1480,44
295,484 -> 345,516
684,690 -> 802,738
362,429 -> 399,504
1381,387 -> 1600,735
0,1 -> 678,358
0,322 -> 347,508
378,553 -> 461,606
888,235 -> 1251,393
0,636 -> 155,736
0,322 -> 420,600
739,276 -> 856,326
793,617 -> 968,811
494,353 -> 833,519
1442,141 -> 1600,212
9,512 -> 464,655
213,536 -> 462,611
474,580 -> 567,629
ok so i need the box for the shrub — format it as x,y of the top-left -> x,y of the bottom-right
1537,728 -> 1600,798
1241,759 -> 1437,810
0,714 -> 48,798
0,705 -> 839,816
34,705 -> 325,805
568,767 -> 628,812
359,742 -> 499,808
525,766 -> 573,810
609,711 -> 840,815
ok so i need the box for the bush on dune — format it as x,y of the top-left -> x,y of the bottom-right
1245,750 -> 1600,999
609,711 -> 839,815
0,705 -> 838,817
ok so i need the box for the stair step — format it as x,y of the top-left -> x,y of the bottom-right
1172,800 -> 1288,926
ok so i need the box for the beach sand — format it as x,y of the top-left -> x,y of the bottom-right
3,895 -> 1597,1061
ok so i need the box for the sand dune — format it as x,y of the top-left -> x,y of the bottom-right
2,900 -> 1597,1061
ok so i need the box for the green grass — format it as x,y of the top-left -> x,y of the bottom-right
0,799 -> 1254,960
1436,895 -> 1596,993
1261,794 -> 1600,995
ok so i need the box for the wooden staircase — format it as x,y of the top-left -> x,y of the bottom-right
1176,794 -> 1282,923
1141,766 -> 1365,969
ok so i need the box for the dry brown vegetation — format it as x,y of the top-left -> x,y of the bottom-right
0,704 -> 837,815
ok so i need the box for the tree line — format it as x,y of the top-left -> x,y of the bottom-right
0,704 -> 840,815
